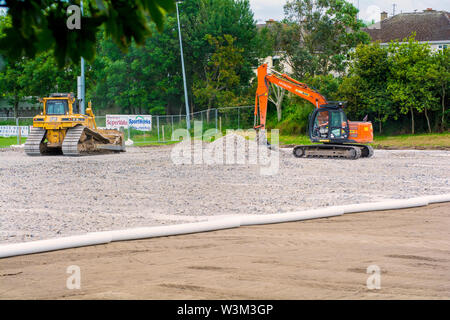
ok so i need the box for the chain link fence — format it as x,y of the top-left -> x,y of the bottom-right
0,106 -> 255,146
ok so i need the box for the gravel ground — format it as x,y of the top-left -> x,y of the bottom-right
0,139 -> 449,244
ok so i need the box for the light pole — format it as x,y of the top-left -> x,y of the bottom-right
176,1 -> 191,130
78,0 -> 85,114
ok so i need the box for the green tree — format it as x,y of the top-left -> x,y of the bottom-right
0,14 -> 10,71
433,48 -> 450,131
0,0 -> 175,68
281,0 -> 370,78
89,17 -> 182,115
0,16 -> 78,116
192,34 -> 244,117
88,0 -> 258,115
338,42 -> 394,133
0,51 -> 79,117
180,0 -> 257,111
387,35 -> 440,134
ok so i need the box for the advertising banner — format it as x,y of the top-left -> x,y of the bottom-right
106,115 -> 152,131
0,126 -> 31,137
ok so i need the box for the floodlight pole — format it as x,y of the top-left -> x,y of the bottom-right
79,1 -> 85,114
176,1 -> 191,130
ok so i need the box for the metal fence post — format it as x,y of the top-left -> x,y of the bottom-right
171,115 -> 174,140
157,115 -> 160,142
15,117 -> 19,145
238,107 -> 240,129
215,109 -> 218,133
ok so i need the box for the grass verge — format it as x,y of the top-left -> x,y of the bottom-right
1,132 -> 449,149
272,132 -> 450,149
0,137 -> 27,148
372,132 -> 450,149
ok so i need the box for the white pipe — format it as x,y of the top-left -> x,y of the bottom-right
239,207 -> 344,226
106,218 -> 241,242
0,232 -> 112,259
338,197 -> 429,214
423,194 -> 450,204
0,195 -> 449,259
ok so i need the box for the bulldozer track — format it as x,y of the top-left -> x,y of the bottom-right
61,125 -> 124,156
61,125 -> 85,156
24,127 -> 47,156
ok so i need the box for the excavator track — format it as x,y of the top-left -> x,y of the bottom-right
24,127 -> 47,156
348,144 -> 374,158
293,144 -> 362,160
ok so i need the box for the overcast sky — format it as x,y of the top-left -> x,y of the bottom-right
1,1 -> 449,23
250,0 -> 450,23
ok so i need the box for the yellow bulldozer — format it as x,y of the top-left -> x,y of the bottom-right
25,93 -> 125,156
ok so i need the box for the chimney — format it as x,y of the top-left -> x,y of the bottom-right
381,11 -> 388,21
424,8 -> 435,12
265,19 -> 276,25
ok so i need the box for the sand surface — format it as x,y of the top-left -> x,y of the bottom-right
0,203 -> 449,299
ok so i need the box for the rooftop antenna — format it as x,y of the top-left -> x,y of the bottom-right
392,3 -> 397,16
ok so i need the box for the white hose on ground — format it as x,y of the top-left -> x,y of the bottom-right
338,197 -> 430,214
239,207 -> 344,226
106,218 -> 242,242
0,232 -> 112,259
423,194 -> 450,204
0,194 -> 449,259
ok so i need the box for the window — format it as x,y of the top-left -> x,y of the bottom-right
46,100 -> 68,115
312,110 -> 329,139
329,110 -> 348,139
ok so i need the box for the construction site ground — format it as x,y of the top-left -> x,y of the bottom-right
0,202 -> 449,299
0,143 -> 449,299
1,144 -> 449,243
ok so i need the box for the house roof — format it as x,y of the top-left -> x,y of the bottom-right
364,10 -> 450,43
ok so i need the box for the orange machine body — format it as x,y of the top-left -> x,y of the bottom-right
254,64 -> 373,145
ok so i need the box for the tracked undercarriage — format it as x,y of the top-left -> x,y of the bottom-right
292,144 -> 374,160
25,125 -> 125,157
25,93 -> 125,157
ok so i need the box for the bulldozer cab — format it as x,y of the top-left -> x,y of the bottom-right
45,99 -> 69,115
310,104 -> 350,143
42,93 -> 77,116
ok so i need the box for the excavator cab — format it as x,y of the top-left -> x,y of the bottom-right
309,104 -> 349,143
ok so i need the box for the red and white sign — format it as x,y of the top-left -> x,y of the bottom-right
105,115 -> 130,129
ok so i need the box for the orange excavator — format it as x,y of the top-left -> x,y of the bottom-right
254,64 -> 374,159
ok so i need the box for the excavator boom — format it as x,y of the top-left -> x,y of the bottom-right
255,64 -> 327,129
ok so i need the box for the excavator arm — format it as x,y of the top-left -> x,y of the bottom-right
254,64 -> 328,130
